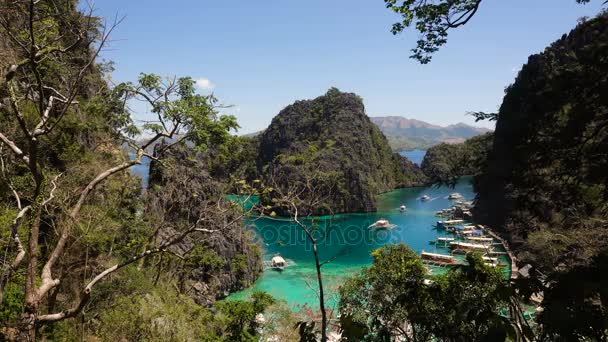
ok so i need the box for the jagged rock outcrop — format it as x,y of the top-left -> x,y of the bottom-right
149,143 -> 262,305
257,88 -> 427,215
473,13 -> 608,269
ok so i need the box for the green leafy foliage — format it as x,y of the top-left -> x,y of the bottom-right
537,250 -> 608,340
118,73 -> 239,151
214,291 -> 275,341
384,0 -> 596,63
385,0 -> 482,63
339,245 -> 513,341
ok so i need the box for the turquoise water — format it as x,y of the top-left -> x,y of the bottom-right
129,154 -> 152,188
399,149 -> 426,166
227,178 -> 508,308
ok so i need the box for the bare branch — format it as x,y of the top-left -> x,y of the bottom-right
37,219 -> 224,323
0,132 -> 29,164
41,173 -> 61,207
39,153 -> 143,297
70,151 -> 143,219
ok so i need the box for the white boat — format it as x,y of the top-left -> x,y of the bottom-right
421,195 -> 431,201
271,256 -> 286,271
399,205 -> 407,212
483,256 -> 498,264
421,250 -> 458,264
437,237 -> 456,242
466,236 -> 494,244
369,218 -> 397,229
448,193 -> 463,199
449,241 -> 492,252
435,237 -> 455,247
482,256 -> 504,267
370,219 -> 389,228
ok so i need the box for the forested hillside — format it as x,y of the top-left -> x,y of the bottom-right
370,116 -> 491,151
0,2 -> 271,340
256,88 -> 427,215
474,12 -> 608,263
471,13 -> 608,339
420,132 -> 493,186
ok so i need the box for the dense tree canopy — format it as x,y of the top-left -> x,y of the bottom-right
0,1 -> 265,339
338,244 -> 520,341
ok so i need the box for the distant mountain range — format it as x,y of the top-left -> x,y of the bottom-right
369,116 -> 492,151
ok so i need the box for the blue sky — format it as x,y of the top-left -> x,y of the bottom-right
94,1 -> 605,133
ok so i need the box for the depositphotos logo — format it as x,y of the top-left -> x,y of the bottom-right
253,221 -> 403,250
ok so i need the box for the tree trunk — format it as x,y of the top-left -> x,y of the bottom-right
311,239 -> 328,342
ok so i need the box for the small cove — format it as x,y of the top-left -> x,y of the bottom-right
227,177 -> 510,308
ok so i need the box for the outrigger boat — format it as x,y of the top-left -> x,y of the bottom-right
448,193 -> 463,199
482,256 -> 500,267
454,200 -> 473,208
421,250 -> 458,265
369,218 -> 396,229
430,237 -> 455,247
399,205 -> 407,212
271,255 -> 286,271
466,236 -> 494,244
421,194 -> 431,202
435,208 -> 455,217
449,241 -> 492,252
437,219 -> 465,229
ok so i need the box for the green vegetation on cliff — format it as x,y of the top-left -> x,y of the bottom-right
474,13 -> 608,267
0,2 -> 270,340
420,132 -> 493,186
338,244 -> 518,341
256,88 -> 427,214
470,12 -> 608,340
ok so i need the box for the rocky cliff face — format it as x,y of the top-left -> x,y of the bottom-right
149,143 -> 262,305
257,88 -> 427,215
473,13 -> 608,267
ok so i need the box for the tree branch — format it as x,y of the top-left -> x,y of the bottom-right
37,221 -> 221,323
0,132 -> 29,164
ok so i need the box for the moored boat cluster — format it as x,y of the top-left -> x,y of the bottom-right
422,195 -> 508,269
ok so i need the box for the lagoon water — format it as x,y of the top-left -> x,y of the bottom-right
399,149 -> 426,166
227,177 -> 504,309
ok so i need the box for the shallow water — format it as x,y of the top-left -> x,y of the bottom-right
227,178 -> 509,308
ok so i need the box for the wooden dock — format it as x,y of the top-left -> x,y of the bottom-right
480,226 -> 519,279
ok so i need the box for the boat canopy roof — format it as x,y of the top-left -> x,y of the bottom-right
450,241 -> 489,249
444,219 -> 465,224
422,251 -> 455,260
271,256 -> 285,264
467,236 -> 493,241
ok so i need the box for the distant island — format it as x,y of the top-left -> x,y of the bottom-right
370,116 -> 492,151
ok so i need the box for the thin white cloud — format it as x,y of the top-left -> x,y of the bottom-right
195,78 -> 215,90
